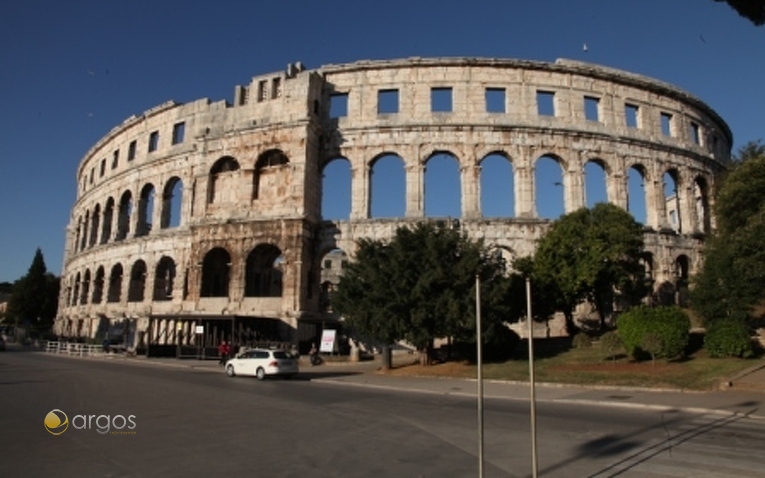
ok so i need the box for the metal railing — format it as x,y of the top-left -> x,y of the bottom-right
44,341 -> 106,357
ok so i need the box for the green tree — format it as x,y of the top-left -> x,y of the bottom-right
714,0 -> 765,26
532,203 -> 648,333
332,222 -> 515,367
6,249 -> 60,330
692,155 -> 765,325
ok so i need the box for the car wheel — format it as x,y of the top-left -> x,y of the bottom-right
256,367 -> 266,381
226,365 -> 235,377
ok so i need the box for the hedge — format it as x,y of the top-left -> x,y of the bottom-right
616,306 -> 690,360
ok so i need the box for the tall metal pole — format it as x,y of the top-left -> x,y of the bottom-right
526,278 -> 538,478
476,273 -> 484,478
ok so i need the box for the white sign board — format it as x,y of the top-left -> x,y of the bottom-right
195,325 -> 204,334
319,329 -> 337,353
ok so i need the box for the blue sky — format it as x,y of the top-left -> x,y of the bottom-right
1,0 -> 763,283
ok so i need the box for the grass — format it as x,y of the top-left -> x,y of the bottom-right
385,339 -> 762,391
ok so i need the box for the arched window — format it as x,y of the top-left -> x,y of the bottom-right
244,244 -> 283,297
153,256 -> 176,301
425,152 -> 461,217
128,260 -> 147,302
92,266 -> 105,304
136,184 -> 155,237
161,177 -> 183,229
116,191 -> 133,241
627,165 -> 648,224
200,247 -> 231,297
664,170 -> 682,232
480,153 -> 514,218
208,156 -> 240,204
253,149 -> 289,200
89,204 -> 101,248
370,154 -> 405,218
80,269 -> 91,305
321,158 -> 352,220
535,155 -> 564,219
101,197 -> 114,244
107,264 -> 123,303
72,272 -> 81,306
584,160 -> 608,208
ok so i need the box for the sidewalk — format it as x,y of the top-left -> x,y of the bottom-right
97,351 -> 765,421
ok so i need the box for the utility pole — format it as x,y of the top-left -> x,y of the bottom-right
476,273 -> 484,478
526,277 -> 538,478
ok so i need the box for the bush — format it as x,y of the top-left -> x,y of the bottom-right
572,332 -> 592,349
616,306 -> 690,360
704,319 -> 756,358
453,325 -> 520,362
599,331 -> 623,362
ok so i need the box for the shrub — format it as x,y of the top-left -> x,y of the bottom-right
599,330 -> 623,362
641,333 -> 664,365
572,332 -> 592,349
704,319 -> 756,358
616,306 -> 690,360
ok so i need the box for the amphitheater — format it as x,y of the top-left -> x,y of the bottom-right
54,57 -> 731,354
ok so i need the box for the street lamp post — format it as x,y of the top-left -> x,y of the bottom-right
476,273 -> 484,478
526,277 -> 538,478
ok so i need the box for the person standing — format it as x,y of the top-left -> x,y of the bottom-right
218,340 -> 230,366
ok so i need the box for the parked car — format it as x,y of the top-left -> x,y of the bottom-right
225,348 -> 298,380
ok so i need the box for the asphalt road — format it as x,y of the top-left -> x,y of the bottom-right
2,351 -> 765,477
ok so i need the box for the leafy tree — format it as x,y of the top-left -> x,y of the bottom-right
714,0 -> 765,26
704,319 -> 756,358
692,155 -> 765,325
599,331 -> 623,364
6,249 -> 60,330
733,139 -> 765,163
532,203 -> 648,333
332,222 -> 516,367
617,306 -> 690,361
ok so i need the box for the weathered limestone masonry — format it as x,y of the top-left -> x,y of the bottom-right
55,57 -> 731,349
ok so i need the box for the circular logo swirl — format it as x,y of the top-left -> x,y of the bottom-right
44,409 -> 69,435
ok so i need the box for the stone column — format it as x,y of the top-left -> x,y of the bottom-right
405,160 -> 425,218
565,156 -> 585,213
461,159 -> 480,219
514,149 -> 535,218
350,153 -> 369,220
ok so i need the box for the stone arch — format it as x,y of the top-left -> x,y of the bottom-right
116,190 -> 133,241
72,272 -> 81,306
89,204 -> 101,248
153,256 -> 176,301
424,151 -> 461,217
92,266 -> 105,304
627,163 -> 648,224
208,156 -> 240,204
253,149 -> 290,200
101,197 -> 114,244
693,175 -> 711,234
161,177 -> 183,229
479,152 -> 514,218
107,263 -> 123,303
201,247 -> 232,297
244,244 -> 284,297
675,254 -> 690,307
321,157 -> 352,220
584,159 -> 608,208
80,210 -> 90,251
663,168 -> 682,233
369,153 -> 405,218
319,248 -> 348,312
136,183 -> 155,237
534,154 -> 565,219
81,269 -> 91,305
128,259 -> 147,302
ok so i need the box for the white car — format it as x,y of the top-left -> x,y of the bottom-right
225,348 -> 299,380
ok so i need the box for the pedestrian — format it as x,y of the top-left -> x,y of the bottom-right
218,340 -> 230,366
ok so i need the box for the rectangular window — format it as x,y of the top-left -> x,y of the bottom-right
584,96 -> 600,122
323,260 -> 332,269
625,103 -> 639,128
485,88 -> 505,113
172,122 -> 185,145
258,80 -> 267,102
690,122 -> 701,145
112,150 -> 119,169
431,87 -> 453,112
330,93 -> 348,118
272,78 -> 281,99
537,90 -> 555,116
128,140 -> 137,161
99,159 -> 106,177
377,89 -> 399,114
660,112 -> 673,136
148,131 -> 159,152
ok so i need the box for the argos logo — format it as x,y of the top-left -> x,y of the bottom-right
44,409 -> 137,435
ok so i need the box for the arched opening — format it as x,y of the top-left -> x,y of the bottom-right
425,152 -> 460,217
675,254 -> 690,307
200,247 -> 231,297
89,204 -> 101,248
80,270 -> 90,305
136,183 -> 155,237
80,210 -> 90,251
320,248 -> 348,312
627,165 -> 647,224
116,191 -> 133,241
253,149 -> 289,200
664,170 -> 682,232
161,177 -> 183,229
92,266 -> 105,304
321,158 -> 352,220
128,260 -> 147,302
535,155 -> 564,219
694,176 -> 711,234
153,256 -> 176,301
584,160 -> 608,208
244,244 -> 284,297
72,272 -> 81,306
208,156 -> 240,204
370,154 -> 405,218
101,197 -> 114,244
107,264 -> 123,303
480,153 -> 514,218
